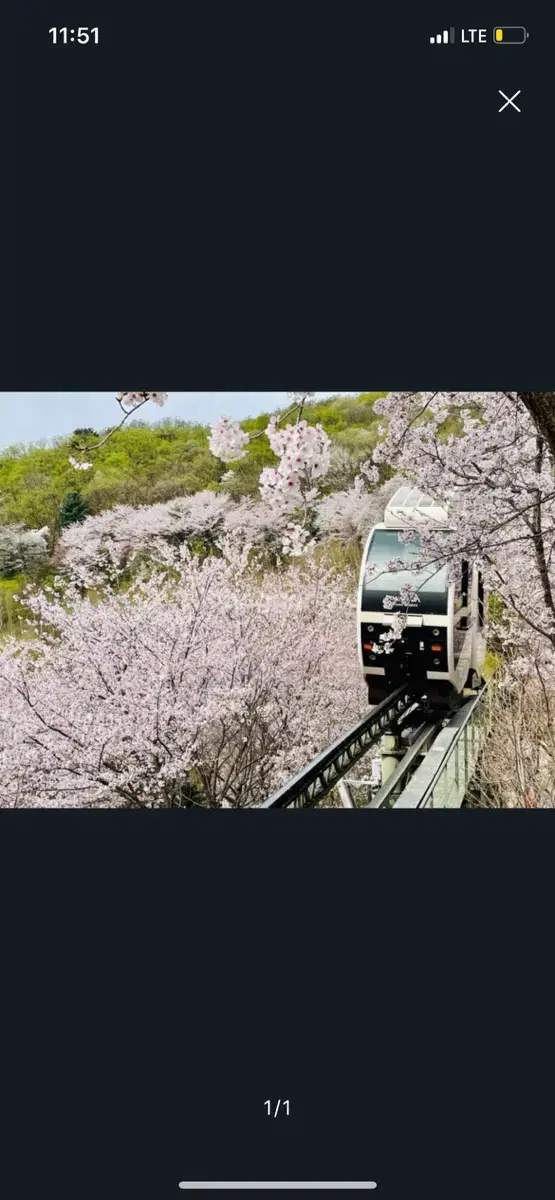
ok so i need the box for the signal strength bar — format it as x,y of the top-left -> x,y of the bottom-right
430,28 -> 455,44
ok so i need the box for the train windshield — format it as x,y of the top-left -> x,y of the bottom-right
362,530 -> 448,615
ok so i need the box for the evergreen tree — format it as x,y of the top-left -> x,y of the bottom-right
71,428 -> 98,439
59,492 -> 90,528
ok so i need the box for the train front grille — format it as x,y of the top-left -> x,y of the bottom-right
361,625 -> 448,673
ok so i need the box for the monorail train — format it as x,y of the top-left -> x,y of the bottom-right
358,487 -> 486,709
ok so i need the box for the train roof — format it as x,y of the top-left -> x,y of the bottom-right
383,487 -> 449,528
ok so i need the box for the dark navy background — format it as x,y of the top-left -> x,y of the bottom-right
0,2 -> 552,388
1,816 -> 552,1200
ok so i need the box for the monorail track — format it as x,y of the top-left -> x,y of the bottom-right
261,686 -> 488,810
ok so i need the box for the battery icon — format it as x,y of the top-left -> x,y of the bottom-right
493,26 -> 529,43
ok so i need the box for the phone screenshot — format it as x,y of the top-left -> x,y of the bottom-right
0,6 -> 552,1200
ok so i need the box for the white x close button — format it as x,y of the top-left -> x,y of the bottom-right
498,89 -> 521,112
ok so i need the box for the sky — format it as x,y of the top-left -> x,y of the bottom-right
0,393 -> 284,450
0,393 -> 351,451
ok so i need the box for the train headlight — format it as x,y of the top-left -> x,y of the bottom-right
433,657 -> 441,665
366,624 -> 374,632
433,628 -> 440,636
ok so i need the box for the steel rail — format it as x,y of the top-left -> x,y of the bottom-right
393,688 -> 488,809
260,684 -> 415,809
367,718 -> 444,809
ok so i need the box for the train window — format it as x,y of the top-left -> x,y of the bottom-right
454,569 -> 462,612
461,560 -> 469,609
363,530 -> 449,615
453,560 -> 467,614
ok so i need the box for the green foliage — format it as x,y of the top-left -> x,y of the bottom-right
0,576 -> 30,636
488,592 -> 505,621
0,419 -> 222,535
296,393 -> 386,435
0,570 -> 65,639
314,538 -> 362,576
483,649 -> 501,680
222,431 -> 276,498
422,399 -> 483,444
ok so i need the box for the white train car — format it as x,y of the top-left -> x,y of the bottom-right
358,487 -> 486,709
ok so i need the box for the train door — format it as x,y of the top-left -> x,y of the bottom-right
453,560 -> 468,656
454,559 -> 474,690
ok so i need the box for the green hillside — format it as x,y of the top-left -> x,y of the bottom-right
0,393 -> 388,536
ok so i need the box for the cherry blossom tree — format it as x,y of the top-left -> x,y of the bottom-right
470,655 -> 555,809
368,392 -> 555,676
0,545 -> 363,808
55,491 -> 292,583
0,525 -> 50,578
315,477 -> 400,545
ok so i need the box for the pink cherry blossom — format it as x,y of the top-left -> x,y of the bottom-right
68,456 -> 93,471
56,491 -> 289,584
208,398 -> 330,556
208,416 -> 250,462
0,549 -> 364,807
116,392 -> 168,408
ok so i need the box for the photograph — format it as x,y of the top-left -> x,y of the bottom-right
0,390 -> 552,810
